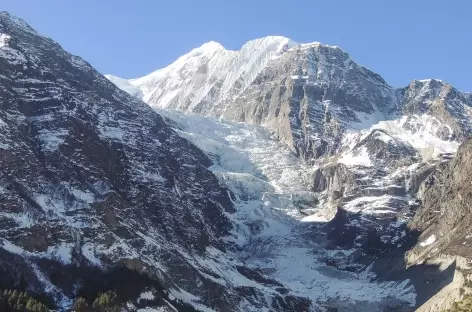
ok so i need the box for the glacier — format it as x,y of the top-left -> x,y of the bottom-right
154,109 -> 419,309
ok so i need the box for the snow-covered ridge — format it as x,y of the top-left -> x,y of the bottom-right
108,35 -> 381,118
415,78 -> 444,84
0,11 -> 39,36
124,36 -> 297,111
340,114 -> 459,162
125,36 -> 347,92
105,74 -> 143,99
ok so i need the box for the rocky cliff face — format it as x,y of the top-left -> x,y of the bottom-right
409,137 -> 472,259
220,43 -> 398,161
396,137 -> 472,311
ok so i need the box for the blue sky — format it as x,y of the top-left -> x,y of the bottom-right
2,0 -> 471,91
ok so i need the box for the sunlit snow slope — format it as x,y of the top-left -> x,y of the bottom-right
126,37 -> 296,114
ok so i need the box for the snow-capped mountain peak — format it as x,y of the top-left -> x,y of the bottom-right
193,40 -> 225,53
123,36 -> 302,112
414,78 -> 444,84
239,35 -> 295,53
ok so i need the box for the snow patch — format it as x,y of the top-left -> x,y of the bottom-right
0,33 -> 10,48
139,291 -> 155,301
70,188 -> 95,203
70,56 -> 89,70
420,235 -> 436,247
36,129 -> 69,152
35,194 -> 66,214
373,114 -> 458,159
373,130 -> 393,143
1,240 -> 73,265
0,211 -> 34,228
98,125 -> 126,140
47,243 -> 73,264
137,308 -> 167,312
81,244 -> 102,266
338,146 -> 372,167
0,32 -> 27,66
300,214 -> 329,222
1,240 -> 27,255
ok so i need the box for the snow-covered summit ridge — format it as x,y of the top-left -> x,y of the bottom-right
114,36 -> 364,111
193,40 -> 225,53
129,36 -> 295,83
415,78 -> 444,84
123,36 -> 301,111
0,11 -> 39,35
122,36 -> 353,84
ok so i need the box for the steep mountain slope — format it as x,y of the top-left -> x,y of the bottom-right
0,12 -> 321,312
398,79 -> 472,140
408,137 -> 472,259
219,43 -> 398,161
396,137 -> 472,311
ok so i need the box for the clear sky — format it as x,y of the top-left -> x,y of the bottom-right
1,0 -> 471,91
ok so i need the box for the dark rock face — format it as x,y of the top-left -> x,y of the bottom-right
312,163 -> 357,218
313,163 -> 356,194
0,11 -> 234,249
0,11 -> 273,311
409,138 -> 472,257
0,12 -> 320,312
